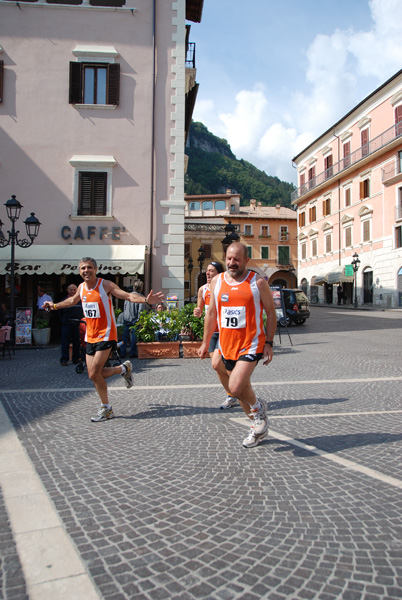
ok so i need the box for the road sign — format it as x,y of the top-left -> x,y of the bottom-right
344,265 -> 354,277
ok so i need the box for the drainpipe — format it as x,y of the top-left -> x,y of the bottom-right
145,0 -> 156,293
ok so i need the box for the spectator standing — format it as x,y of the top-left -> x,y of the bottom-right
59,283 -> 83,366
35,285 -> 52,325
118,280 -> 147,359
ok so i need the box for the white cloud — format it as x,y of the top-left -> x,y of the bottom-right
193,0 -> 402,185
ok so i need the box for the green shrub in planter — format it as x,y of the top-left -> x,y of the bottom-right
135,308 -> 182,342
35,317 -> 50,330
179,303 -> 204,341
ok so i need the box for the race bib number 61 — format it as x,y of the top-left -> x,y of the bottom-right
83,302 -> 100,319
221,306 -> 246,329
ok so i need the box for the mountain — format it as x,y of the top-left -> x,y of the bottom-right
185,121 -> 295,208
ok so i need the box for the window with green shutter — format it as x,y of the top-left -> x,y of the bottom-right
69,62 -> 120,105
78,172 -> 107,216
278,246 -> 290,264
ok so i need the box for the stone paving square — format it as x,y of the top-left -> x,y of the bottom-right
1,306 -> 402,600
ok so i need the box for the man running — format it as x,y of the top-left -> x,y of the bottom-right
44,257 -> 164,422
198,242 -> 277,448
194,260 -> 237,409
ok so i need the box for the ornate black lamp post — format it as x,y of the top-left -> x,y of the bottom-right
351,252 -> 361,309
0,195 -> 41,340
222,220 -> 240,254
197,245 -> 206,273
187,256 -> 193,302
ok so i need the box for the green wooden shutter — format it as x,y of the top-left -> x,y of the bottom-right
78,172 -> 107,216
107,63 -> 120,105
69,62 -> 83,104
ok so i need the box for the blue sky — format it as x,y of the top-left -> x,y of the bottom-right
190,0 -> 402,184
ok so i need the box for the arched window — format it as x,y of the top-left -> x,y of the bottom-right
189,201 -> 200,210
215,200 -> 226,210
202,201 -> 213,210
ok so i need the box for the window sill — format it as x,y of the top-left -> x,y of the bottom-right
73,104 -> 117,110
70,215 -> 114,221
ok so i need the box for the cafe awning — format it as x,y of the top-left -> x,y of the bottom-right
327,270 -> 354,285
313,274 -> 327,286
0,245 -> 146,275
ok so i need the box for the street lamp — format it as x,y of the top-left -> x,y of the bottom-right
187,256 -> 193,302
0,195 -> 41,341
221,220 -> 240,254
289,264 -> 296,287
351,252 -> 361,309
197,245 -> 206,273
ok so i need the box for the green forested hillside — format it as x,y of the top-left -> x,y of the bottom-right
185,121 -> 295,207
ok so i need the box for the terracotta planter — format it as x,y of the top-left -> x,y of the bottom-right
137,341 -> 180,359
182,340 -> 202,358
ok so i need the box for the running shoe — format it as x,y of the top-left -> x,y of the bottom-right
242,398 -> 268,448
122,360 -> 133,389
242,424 -> 268,448
251,398 -> 268,436
91,406 -> 115,422
220,395 -> 238,409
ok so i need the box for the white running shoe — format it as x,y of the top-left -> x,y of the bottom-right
250,398 -> 268,436
242,424 -> 268,448
91,406 -> 115,422
242,398 -> 268,448
122,360 -> 133,389
220,395 -> 238,409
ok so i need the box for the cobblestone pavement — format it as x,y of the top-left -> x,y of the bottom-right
1,306 -> 402,600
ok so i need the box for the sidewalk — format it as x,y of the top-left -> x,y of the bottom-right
1,312 -> 402,600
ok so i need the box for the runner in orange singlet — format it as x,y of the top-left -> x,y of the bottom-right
44,257 -> 164,422
194,261 -> 237,409
198,243 -> 277,448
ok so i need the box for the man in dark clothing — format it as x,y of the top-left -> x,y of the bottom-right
59,284 -> 83,366
118,280 -> 147,359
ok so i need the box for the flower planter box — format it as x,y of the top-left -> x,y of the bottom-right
182,340 -> 202,358
137,341 -> 180,359
32,327 -> 51,346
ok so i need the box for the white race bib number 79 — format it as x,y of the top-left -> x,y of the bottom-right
83,302 -> 100,319
221,306 -> 246,329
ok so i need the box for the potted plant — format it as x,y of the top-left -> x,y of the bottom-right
135,308 -> 181,358
179,303 -> 204,358
32,317 -> 51,346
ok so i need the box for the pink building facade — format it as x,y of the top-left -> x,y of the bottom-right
292,69 -> 402,308
0,0 -> 203,313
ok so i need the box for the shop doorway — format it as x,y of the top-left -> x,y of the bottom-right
363,269 -> 373,304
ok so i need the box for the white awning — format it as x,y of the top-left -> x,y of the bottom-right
0,245 -> 146,275
327,270 -> 354,285
313,274 -> 327,286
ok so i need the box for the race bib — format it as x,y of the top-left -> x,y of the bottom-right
83,302 -> 100,319
221,306 -> 246,329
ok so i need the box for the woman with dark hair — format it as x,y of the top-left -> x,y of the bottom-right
194,260 -> 238,409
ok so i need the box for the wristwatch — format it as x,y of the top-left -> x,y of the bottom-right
265,340 -> 274,347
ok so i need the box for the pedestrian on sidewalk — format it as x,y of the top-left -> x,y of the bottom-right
43,257 -> 164,422
118,280 -> 148,359
194,260 -> 238,410
198,242 -> 277,448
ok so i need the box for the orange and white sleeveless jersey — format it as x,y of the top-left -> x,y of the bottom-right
214,271 -> 265,360
202,284 -> 219,333
79,279 -> 117,343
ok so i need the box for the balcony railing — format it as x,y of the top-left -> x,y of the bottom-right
292,121 -> 402,202
382,158 -> 402,183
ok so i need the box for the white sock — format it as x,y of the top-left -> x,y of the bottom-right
120,364 -> 126,374
103,403 -> 111,409
250,399 -> 261,410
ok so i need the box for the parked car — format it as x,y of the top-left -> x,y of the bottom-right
271,287 -> 310,326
